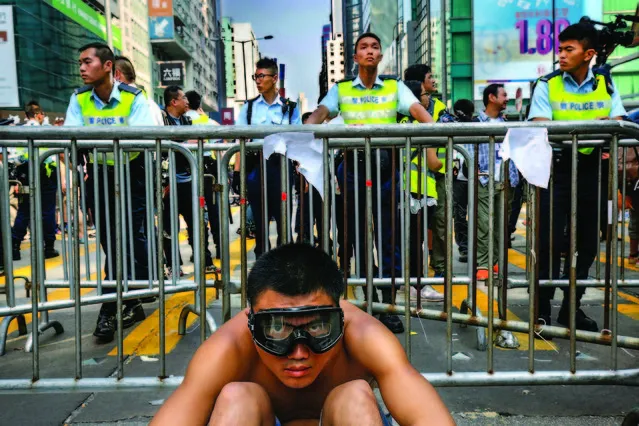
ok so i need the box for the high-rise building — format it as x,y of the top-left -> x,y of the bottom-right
318,23 -> 331,101
120,0 -> 152,93
231,22 -> 261,113
342,0 -> 362,77
327,35 -> 345,87
149,0 -> 221,111
297,92 -> 309,114
221,16 -> 236,108
0,0 -> 125,115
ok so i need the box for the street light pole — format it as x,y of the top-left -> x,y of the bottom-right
234,36 -> 274,103
105,0 -> 113,49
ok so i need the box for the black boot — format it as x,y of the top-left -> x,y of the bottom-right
12,240 -> 20,261
93,308 -> 116,343
557,306 -> 598,332
122,303 -> 146,329
44,241 -> 59,259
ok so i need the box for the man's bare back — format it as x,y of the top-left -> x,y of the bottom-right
152,244 -> 453,425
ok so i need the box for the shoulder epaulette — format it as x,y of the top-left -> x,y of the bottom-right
336,77 -> 355,84
118,83 -> 143,96
540,69 -> 562,83
379,75 -> 399,81
248,95 -> 260,103
74,85 -> 92,95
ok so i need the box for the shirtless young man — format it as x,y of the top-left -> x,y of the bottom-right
152,243 -> 454,425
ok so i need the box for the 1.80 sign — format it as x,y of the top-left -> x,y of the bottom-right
515,18 -> 571,55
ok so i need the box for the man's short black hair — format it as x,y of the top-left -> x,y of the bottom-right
164,85 -> 183,107
483,83 -> 504,107
114,55 -> 136,83
404,64 -> 432,83
301,112 -> 312,123
453,99 -> 475,122
255,57 -> 278,75
25,100 -> 43,119
559,22 -> 599,51
403,80 -> 423,100
247,243 -> 344,307
355,32 -> 382,51
185,90 -> 201,110
78,42 -> 114,65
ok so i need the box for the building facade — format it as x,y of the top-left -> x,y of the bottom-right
231,22 -> 261,115
120,0 -> 152,92
221,16 -> 236,108
149,0 -> 221,111
0,0 -> 124,115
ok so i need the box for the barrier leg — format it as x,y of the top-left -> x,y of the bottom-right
0,314 -> 27,356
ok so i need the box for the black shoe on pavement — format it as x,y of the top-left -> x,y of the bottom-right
459,253 -> 468,263
122,303 -> 146,329
379,314 -> 404,334
534,314 -> 553,341
44,247 -> 60,259
93,311 -> 116,343
557,307 -> 598,332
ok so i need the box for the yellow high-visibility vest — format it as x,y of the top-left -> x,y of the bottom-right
398,115 -> 438,200
76,83 -> 142,164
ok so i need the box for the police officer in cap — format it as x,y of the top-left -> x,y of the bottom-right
528,23 -> 626,334
64,42 -> 154,343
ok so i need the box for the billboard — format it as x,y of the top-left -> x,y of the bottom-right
221,107 -> 234,125
0,6 -> 19,108
149,0 -> 173,17
46,0 -> 122,50
473,0 -> 601,100
149,16 -> 174,39
158,61 -> 185,87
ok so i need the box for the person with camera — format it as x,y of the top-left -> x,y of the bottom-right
528,23 -> 627,334
233,57 -> 301,259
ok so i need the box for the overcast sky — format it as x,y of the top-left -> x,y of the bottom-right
221,0 -> 331,110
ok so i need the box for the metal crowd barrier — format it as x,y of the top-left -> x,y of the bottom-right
0,122 -> 638,394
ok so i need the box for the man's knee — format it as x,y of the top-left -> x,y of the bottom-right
210,382 -> 273,425
323,380 -> 382,426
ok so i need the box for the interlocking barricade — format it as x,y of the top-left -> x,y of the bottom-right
0,122 -> 637,394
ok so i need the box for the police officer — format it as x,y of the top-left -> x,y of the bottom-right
234,57 -> 300,258
528,23 -> 626,333
306,32 -> 440,333
12,101 -> 59,260
403,65 -> 449,280
64,42 -> 154,343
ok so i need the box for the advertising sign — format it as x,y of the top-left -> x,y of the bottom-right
158,61 -> 185,87
149,16 -> 174,39
0,6 -> 19,108
221,108 -> 235,125
46,0 -> 122,50
473,0 -> 601,100
148,0 -> 173,17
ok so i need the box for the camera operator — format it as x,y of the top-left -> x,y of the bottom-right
528,22 -> 627,336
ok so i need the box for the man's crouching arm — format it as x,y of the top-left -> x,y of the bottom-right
344,304 -> 455,425
150,328 -> 245,425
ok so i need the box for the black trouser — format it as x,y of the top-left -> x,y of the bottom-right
13,163 -> 58,246
409,200 -> 436,277
203,157 -> 220,258
85,157 -> 148,315
294,174 -> 326,244
508,174 -> 526,236
246,155 -> 293,259
453,179 -> 468,256
163,180 -> 213,268
538,150 -> 599,317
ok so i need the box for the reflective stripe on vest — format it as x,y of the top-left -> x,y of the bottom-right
398,116 -> 438,199
77,89 -> 139,165
548,74 -> 612,155
192,114 -> 209,125
337,79 -> 398,124
432,98 -> 448,173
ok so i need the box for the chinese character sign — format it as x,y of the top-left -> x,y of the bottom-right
159,61 -> 185,87
148,0 -> 172,17
473,0 -> 602,100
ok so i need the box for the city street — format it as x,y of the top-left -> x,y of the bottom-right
1,206 -> 638,425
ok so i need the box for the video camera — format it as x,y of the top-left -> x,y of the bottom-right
580,3 -> 639,67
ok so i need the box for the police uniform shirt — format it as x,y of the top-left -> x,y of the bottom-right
528,69 -> 626,120
320,76 -> 419,116
236,94 -> 301,140
64,82 -> 155,126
